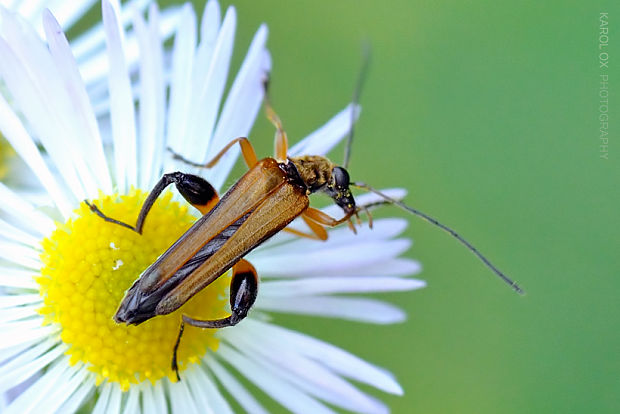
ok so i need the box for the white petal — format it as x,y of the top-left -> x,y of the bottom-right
218,345 -> 337,414
42,0 -> 98,31
0,183 -> 55,236
184,365 -> 233,414
13,0 -> 97,37
72,0 -> 151,62
3,355 -> 73,414
242,319 -> 403,394
0,304 -> 40,323
256,296 -> 406,324
337,258 -> 422,277
256,217 -> 408,256
146,3 -> 167,183
103,0 -> 138,191
289,104 -> 360,157
0,338 -> 58,393
4,0 -> 20,11
42,9 -> 112,195
252,239 -> 411,277
0,219 -> 40,248
224,329 -> 388,414
0,16 -> 86,205
0,267 -> 37,290
185,0 -> 222,147
184,6 -> 235,166
29,361 -> 87,414
0,96 -> 71,216
200,0 -> 221,42
168,372 -> 201,414
206,25 -> 270,191
91,381 -> 113,414
0,341 -> 33,371
0,241 -> 41,269
165,3 -> 197,169
54,368 -> 95,414
140,382 -> 158,414
14,0 -> 46,22
107,385 -> 122,414
0,10 -> 101,200
0,321 -> 55,350
0,293 -> 40,309
77,16 -> 174,92
121,387 -> 140,414
151,381 -> 168,414
133,5 -> 166,188
206,358 -> 269,414
261,277 -> 425,297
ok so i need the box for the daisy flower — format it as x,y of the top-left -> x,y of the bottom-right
0,0 -> 179,183
5,0 -> 180,116
0,0 -> 424,413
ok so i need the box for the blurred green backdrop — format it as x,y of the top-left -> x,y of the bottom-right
100,0 -> 619,412
206,0 -> 619,413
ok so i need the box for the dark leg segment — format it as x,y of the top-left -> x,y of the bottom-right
170,259 -> 258,380
185,259 -> 258,328
86,172 -> 218,233
171,321 -> 185,381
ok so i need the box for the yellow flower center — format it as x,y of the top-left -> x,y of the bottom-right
0,135 -> 15,179
37,189 -> 230,391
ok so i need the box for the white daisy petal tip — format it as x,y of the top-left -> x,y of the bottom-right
383,374 -> 405,396
41,8 -> 58,32
412,278 -> 427,289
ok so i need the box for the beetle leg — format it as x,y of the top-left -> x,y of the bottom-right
171,259 -> 258,379
282,213 -> 328,240
86,172 -> 219,234
347,218 -> 357,234
184,259 -> 258,328
262,77 -> 288,161
283,227 -> 325,240
170,172 -> 220,215
205,137 -> 258,169
360,205 -> 373,229
171,320 -> 185,381
303,207 -> 357,235
303,207 -> 354,227
170,136 -> 258,169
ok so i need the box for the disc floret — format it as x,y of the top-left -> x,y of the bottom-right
37,189 -> 230,390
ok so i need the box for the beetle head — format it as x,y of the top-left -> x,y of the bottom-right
323,166 -> 356,215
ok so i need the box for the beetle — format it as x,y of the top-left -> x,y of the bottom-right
87,74 -> 523,379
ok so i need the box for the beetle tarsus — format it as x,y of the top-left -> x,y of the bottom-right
84,200 -> 139,233
167,147 -> 205,168
171,321 -> 185,382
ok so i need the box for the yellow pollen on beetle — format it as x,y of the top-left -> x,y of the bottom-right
37,189 -> 230,391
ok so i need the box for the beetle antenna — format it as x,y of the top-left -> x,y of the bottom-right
352,182 -> 525,295
343,43 -> 371,169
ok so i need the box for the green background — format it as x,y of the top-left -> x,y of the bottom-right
76,0 -> 616,412
210,1 -> 619,413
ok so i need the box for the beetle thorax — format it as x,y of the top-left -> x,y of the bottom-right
289,155 -> 334,193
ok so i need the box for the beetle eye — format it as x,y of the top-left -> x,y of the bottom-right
332,167 -> 350,188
